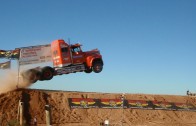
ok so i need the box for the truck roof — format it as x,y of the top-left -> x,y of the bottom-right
70,43 -> 82,48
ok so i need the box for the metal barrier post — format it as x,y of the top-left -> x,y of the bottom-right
45,105 -> 51,126
19,101 -> 24,126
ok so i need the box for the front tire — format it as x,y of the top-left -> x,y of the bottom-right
92,61 -> 103,73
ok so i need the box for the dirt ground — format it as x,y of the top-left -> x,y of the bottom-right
0,89 -> 196,126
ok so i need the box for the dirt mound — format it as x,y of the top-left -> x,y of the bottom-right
0,89 -> 196,126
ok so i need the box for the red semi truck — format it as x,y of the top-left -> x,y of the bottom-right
22,39 -> 104,83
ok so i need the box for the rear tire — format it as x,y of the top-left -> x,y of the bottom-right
41,66 -> 54,80
22,69 -> 40,83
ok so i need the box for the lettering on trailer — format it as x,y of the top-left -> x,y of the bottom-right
19,44 -> 52,65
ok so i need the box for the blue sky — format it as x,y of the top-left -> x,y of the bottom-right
0,0 -> 196,95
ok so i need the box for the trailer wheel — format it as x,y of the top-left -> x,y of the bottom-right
41,66 -> 54,80
92,61 -> 103,73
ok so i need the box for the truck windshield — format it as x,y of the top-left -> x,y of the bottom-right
72,47 -> 81,53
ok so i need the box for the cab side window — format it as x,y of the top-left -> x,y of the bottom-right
61,47 -> 68,53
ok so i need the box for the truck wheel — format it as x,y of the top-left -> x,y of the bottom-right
84,67 -> 92,73
92,62 -> 103,73
22,69 -> 40,83
41,66 -> 54,80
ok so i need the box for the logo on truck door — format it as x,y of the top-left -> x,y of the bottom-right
73,55 -> 83,58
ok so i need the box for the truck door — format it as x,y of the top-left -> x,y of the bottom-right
71,46 -> 84,64
60,43 -> 72,66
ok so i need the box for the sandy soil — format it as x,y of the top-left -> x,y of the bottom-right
0,89 -> 196,126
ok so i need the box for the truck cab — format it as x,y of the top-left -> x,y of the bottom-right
51,39 -> 103,74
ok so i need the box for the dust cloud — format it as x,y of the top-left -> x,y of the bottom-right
0,70 -> 32,94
